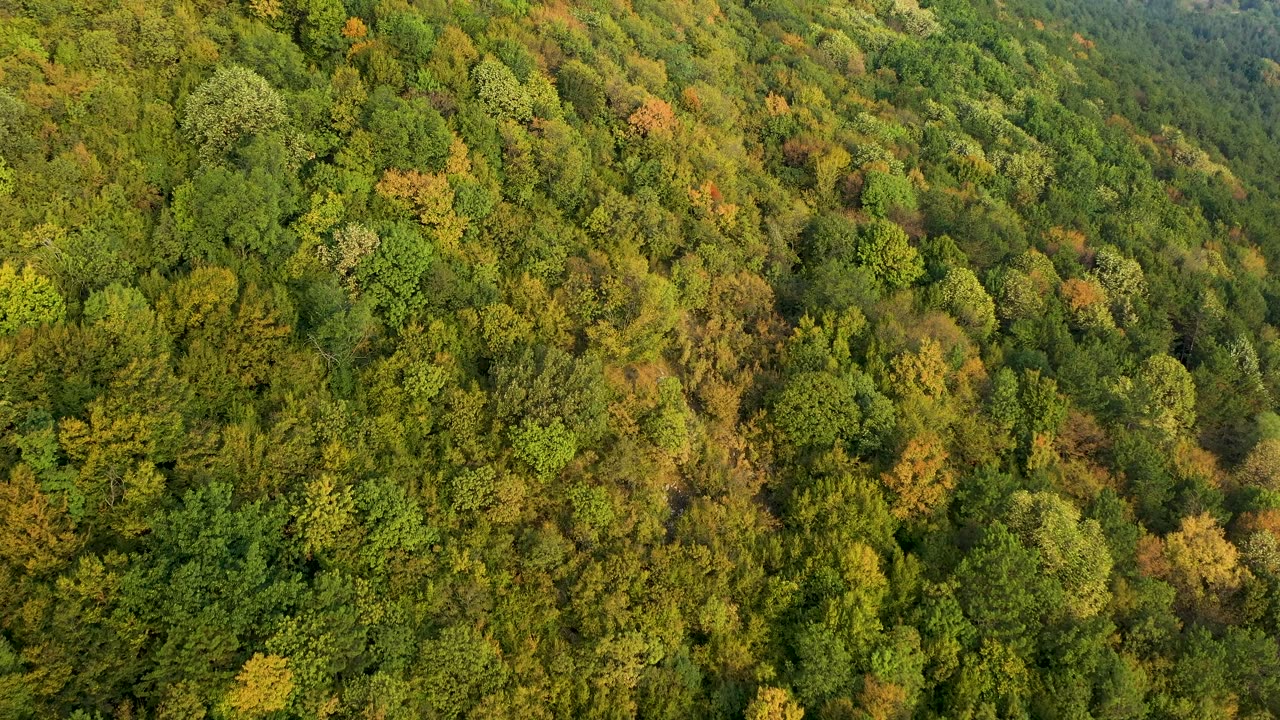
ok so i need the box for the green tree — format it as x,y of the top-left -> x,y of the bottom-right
472,57 -> 532,122
954,522 -> 1060,652
1134,354 -> 1196,440
365,88 -> 452,172
0,263 -> 64,334
788,622 -> 854,707
1006,491 -> 1113,618
354,223 -> 434,327
773,371 -> 861,451
556,60 -> 606,119
299,0 -> 344,55
419,625 -> 508,718
182,66 -> 287,161
861,169 -> 916,218
171,135 -> 299,261
857,220 -> 924,289
936,266 -> 995,339
510,418 -> 577,481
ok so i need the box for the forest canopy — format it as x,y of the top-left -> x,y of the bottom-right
3,0 -> 1280,718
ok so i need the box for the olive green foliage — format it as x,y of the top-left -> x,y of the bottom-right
861,169 -> 916,218
181,65 -> 286,162
1007,491 -> 1113,618
511,418 -> 577,481
0,263 -> 64,333
556,59 -> 606,119
773,371 -> 862,450
4,0 -> 1280,717
936,266 -> 995,338
354,223 -> 433,326
472,57 -> 532,122
1134,353 -> 1197,439
857,219 -> 925,289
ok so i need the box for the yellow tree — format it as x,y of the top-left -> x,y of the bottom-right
1239,438 -> 1280,490
0,464 -> 80,574
814,144 -> 851,204
882,432 -> 954,520
1140,513 -> 1249,619
745,686 -> 805,720
376,169 -> 465,250
225,653 -> 293,718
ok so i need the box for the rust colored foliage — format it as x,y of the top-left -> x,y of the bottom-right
629,97 -> 677,137
882,431 -> 955,519
1060,278 -> 1106,311
342,17 -> 368,39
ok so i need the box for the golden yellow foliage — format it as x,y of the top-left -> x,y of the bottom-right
882,431 -> 954,519
341,17 -> 367,38
628,97 -> 677,137
860,675 -> 909,720
888,338 -> 948,399
745,686 -> 805,720
1141,513 -> 1250,619
445,136 -> 472,176
0,465 -> 81,574
247,0 -> 282,20
226,653 -> 293,718
765,92 -> 791,116
376,169 -> 465,249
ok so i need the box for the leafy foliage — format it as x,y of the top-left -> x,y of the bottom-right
3,0 -> 1280,716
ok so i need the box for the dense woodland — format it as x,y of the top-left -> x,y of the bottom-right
3,0 -> 1280,717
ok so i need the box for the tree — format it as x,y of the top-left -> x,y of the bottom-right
994,269 -> 1043,322
1060,277 -> 1115,332
510,418 -> 577,481
887,338 -> 948,400
294,475 -> 354,558
1006,491 -> 1113,618
994,249 -> 1059,323
490,344 -> 610,445
861,169 -> 916,218
788,623 -> 854,707
745,686 -> 805,720
329,66 -> 367,134
354,223 -> 434,326
773,371 -> 861,451
181,66 -> 287,161
857,220 -> 924,289
119,483 -> 303,697
365,88 -> 452,172
1092,245 -> 1146,326
1144,513 -> 1248,610
472,57 -> 532,122
556,60 -> 606,119
1134,354 -> 1196,439
955,522 -> 1060,652
936,267 -> 995,338
298,0 -> 344,54
881,432 -> 954,520
814,145 -> 851,203
225,654 -> 293,718
329,223 -> 380,291
0,464 -> 80,575
0,263 -> 64,334
375,169 -> 464,247
171,135 -> 299,260
643,376 -> 690,454
628,97 -> 677,138
1239,438 -> 1280,490
419,626 -> 508,718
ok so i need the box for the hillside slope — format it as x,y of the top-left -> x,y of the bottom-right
2,0 -> 1280,717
